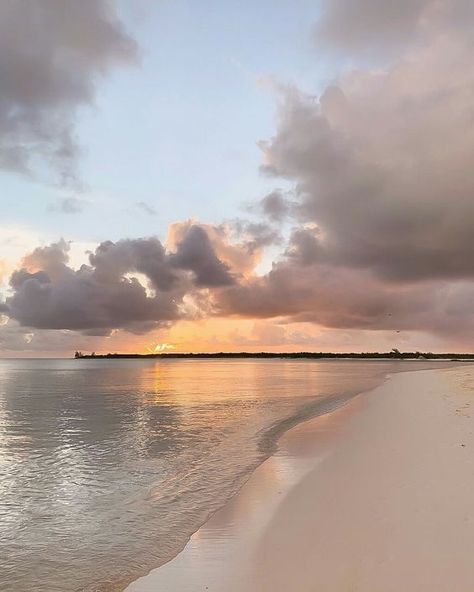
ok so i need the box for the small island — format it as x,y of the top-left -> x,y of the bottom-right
74,350 -> 474,361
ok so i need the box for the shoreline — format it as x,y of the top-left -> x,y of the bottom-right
75,352 -> 474,360
125,364 -> 474,591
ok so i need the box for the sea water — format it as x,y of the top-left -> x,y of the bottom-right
0,358 -> 429,591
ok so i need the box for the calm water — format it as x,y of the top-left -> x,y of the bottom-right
0,358 -> 434,591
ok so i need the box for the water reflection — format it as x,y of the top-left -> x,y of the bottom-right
0,358 -> 430,592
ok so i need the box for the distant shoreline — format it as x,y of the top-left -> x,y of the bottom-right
74,351 -> 474,360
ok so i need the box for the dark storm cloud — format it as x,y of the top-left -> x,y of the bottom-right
0,0 -> 137,183
2,225 -> 235,334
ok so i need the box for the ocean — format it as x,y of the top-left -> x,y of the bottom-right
0,358 -> 428,591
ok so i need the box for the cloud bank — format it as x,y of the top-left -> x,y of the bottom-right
1,224 -> 240,335
222,0 -> 474,337
222,0 -> 474,341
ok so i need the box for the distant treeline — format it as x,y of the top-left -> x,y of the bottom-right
74,350 -> 474,360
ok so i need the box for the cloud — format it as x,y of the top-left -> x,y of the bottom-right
261,32 -> 474,283
314,0 -> 474,54
0,0 -> 137,184
1,225 -> 238,334
258,190 -> 294,222
168,224 -> 235,287
216,256 -> 474,339
168,219 -> 280,280
5,239 -> 177,335
315,0 -> 428,53
221,4 -> 474,341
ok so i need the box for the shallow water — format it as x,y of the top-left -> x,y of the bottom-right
0,358 -> 441,591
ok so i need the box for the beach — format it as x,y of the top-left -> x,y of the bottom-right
127,364 -> 474,591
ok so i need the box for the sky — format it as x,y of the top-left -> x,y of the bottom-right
1,0 -> 474,356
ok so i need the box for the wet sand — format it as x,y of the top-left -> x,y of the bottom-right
126,365 -> 474,591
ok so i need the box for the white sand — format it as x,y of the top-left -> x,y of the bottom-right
126,365 -> 474,592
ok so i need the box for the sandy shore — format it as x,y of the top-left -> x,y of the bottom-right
126,365 -> 474,591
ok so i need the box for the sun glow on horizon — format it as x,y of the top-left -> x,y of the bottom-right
146,343 -> 176,354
